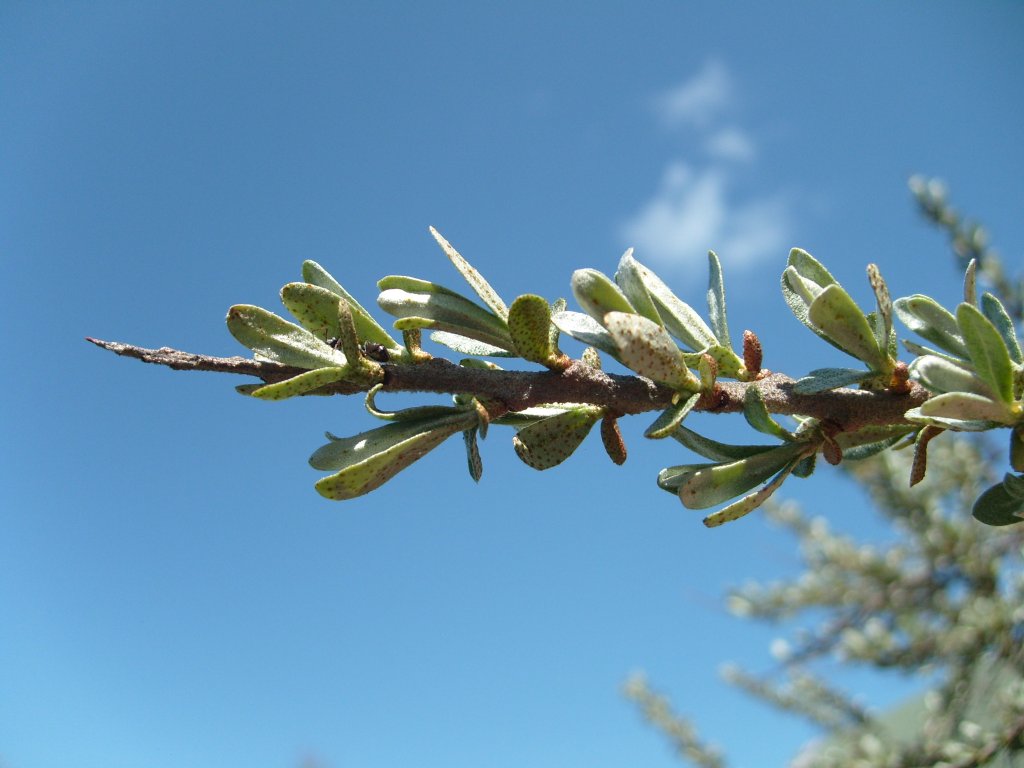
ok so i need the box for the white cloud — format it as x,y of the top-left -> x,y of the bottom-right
704,126 -> 756,162
622,63 -> 793,272
620,162 -> 790,269
654,60 -> 732,129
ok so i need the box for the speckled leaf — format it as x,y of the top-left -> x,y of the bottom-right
512,406 -> 603,470
600,415 -> 627,465
429,227 -> 509,321
645,392 -> 701,439
702,461 -> 800,528
918,391 -> 1013,424
706,251 -> 732,351
301,261 -> 400,352
972,479 -> 1024,526
508,294 -> 559,366
794,367 -> 876,394
893,295 -> 970,358
808,285 -> 887,370
604,311 -> 700,391
743,387 -> 795,440
550,311 -> 620,357
958,302 -> 1014,404
281,283 -> 344,341
614,249 -> 662,325
571,268 -> 635,322
981,293 -> 1022,365
311,411 -> 476,500
834,424 -> 914,456
226,305 -> 346,369
249,366 -> 348,400
659,443 -> 805,506
701,343 -> 746,379
963,259 -> 978,306
630,256 -> 717,351
429,331 -> 516,358
866,264 -> 893,356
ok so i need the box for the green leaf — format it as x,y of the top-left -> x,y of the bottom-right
313,412 -> 476,500
668,442 -> 806,509
644,393 -> 701,439
670,426 -> 778,462
910,354 -> 994,397
957,302 -> 1014,404
918,391 -> 1014,424
834,425 -> 914,454
793,367 -> 876,394
363,385 -> 465,422
866,264 -> 893,358
281,282 -> 345,341
893,295 -> 970,358
550,310 -> 621,357
571,268 -> 635,322
249,367 -> 348,400
972,479 -> 1024,526
903,407 -> 1001,432
743,387 -> 795,440
706,251 -> 732,351
226,305 -> 347,369
512,406 -> 604,470
790,454 -> 816,478
702,460 -> 800,527
300,261 -> 401,353
614,249 -> 662,325
378,286 -> 513,350
508,294 -> 560,367
631,259 -> 718,352
808,285 -> 888,370
429,331 -> 517,358
963,258 -> 978,307
604,311 -> 700,391
787,248 -> 839,289
980,292 -> 1022,365
429,227 -> 509,321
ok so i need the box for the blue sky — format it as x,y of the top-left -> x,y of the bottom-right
3,3 -> 1023,767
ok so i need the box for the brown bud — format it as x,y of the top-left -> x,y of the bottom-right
743,330 -> 763,377
910,426 -> 943,486
822,437 -> 843,466
600,415 -> 627,465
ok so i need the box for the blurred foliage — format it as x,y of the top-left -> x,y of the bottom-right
627,181 -> 1024,766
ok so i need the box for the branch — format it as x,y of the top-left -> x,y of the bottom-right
87,337 -> 929,432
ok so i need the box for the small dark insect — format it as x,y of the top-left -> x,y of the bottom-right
361,341 -> 390,362
326,337 -> 390,362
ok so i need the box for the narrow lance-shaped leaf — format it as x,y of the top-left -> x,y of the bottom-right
429,226 -> 509,321
866,264 -> 893,358
743,386 -> 796,440
630,257 -> 718,352
909,354 -> 994,397
793,367 -> 877,394
706,251 -> 732,351
670,426 -> 779,462
980,292 -> 1022,365
645,392 -> 701,439
957,302 -> 1014,404
702,459 -> 803,528
429,331 -> 516,358
377,282 -> 513,350
464,427 -> 483,482
918,392 -> 1014,424
247,366 -> 349,401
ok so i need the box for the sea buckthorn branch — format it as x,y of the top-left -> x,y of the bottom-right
91,224 -> 1024,527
